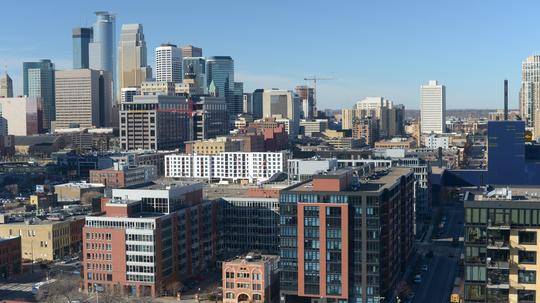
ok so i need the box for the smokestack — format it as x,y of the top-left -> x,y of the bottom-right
504,79 -> 508,120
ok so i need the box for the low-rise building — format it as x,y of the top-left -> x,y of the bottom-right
89,163 -> 157,188
30,192 -> 58,210
374,137 -> 417,149
300,119 -> 328,137
0,236 -> 22,279
424,134 -> 450,149
54,182 -> 105,203
223,253 -> 280,303
184,138 -> 241,155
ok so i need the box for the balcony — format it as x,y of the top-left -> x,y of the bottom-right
487,222 -> 510,230
487,260 -> 509,270
487,269 -> 509,289
487,240 -> 509,250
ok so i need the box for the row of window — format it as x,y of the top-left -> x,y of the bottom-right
86,242 -> 112,251
86,232 -> 112,241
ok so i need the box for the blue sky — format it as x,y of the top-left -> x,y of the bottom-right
0,0 -> 537,109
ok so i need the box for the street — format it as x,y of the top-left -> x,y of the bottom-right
413,204 -> 464,303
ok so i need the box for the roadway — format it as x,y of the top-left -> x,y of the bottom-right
413,204 -> 464,303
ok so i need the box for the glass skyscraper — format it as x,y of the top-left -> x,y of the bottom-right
182,57 -> 206,94
23,60 -> 55,130
206,56 -> 234,117
72,27 -> 93,69
89,11 -> 116,102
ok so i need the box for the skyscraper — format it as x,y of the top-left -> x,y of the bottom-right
155,43 -> 182,83
180,45 -> 202,58
72,27 -> 93,69
89,11 -> 115,101
118,24 -> 151,94
233,82 -> 244,116
55,69 -> 112,129
295,85 -> 315,119
420,80 -> 446,134
520,55 -> 540,130
206,56 -> 234,116
0,72 -> 13,98
23,60 -> 55,130
181,57 -> 206,94
251,89 -> 264,119
262,89 -> 301,137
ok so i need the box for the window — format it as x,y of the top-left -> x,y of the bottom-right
465,285 -> 485,301
518,270 -> 536,284
519,231 -> 537,245
225,292 -> 235,299
518,290 -> 535,303
519,251 -> 537,264
465,266 -> 486,282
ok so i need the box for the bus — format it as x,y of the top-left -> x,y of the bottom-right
32,279 -> 57,295
450,277 -> 463,303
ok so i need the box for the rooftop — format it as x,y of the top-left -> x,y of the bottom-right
224,252 -> 279,266
55,182 -> 105,189
467,186 -> 540,202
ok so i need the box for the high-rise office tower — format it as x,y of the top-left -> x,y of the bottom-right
295,85 -> 315,119
206,56 -> 234,116
262,89 -> 301,137
89,11 -> 116,101
55,69 -> 112,130
279,166 -> 415,303
118,24 -> 151,95
0,72 -> 13,98
420,80 -> 446,134
72,27 -> 93,69
251,89 -> 264,119
243,93 -> 252,114
181,57 -> 206,94
233,82 -> 244,116
520,55 -> 540,129
155,44 -> 182,83
180,45 -> 202,58
23,60 -> 55,130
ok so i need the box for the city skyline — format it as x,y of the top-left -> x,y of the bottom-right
1,1 -> 539,109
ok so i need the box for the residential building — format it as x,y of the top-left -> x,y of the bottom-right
279,166 -> 415,302
0,72 -> 13,98
463,187 -> 540,303
424,134 -> 450,149
54,182 -> 105,203
84,181 -> 219,297
488,110 -> 520,122
341,108 -> 354,130
119,95 -> 191,151
140,81 -> 175,96
118,24 -> 151,94
221,189 -> 280,254
89,163 -> 156,188
420,80 -> 446,134
356,97 -> 404,138
300,119 -> 328,137
155,43 -> 182,83
0,97 -> 42,135
223,253 -> 280,303
252,89 -> 264,119
353,117 -> 379,147
185,138 -> 241,155
295,85 -> 315,119
165,152 -> 286,183
89,11 -> 116,102
248,119 -> 289,151
55,69 -> 112,129
0,237 -> 22,279
206,56 -> 235,115
0,217 -> 85,261
72,27 -> 93,69
520,55 -> 540,130
22,60 -> 55,130
180,45 -> 202,58
375,137 -> 417,149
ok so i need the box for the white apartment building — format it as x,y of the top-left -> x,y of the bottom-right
423,134 -> 449,149
165,152 -> 286,183
420,80 -> 446,134
155,44 -> 181,83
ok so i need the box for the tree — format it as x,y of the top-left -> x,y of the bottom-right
80,190 -> 103,206
36,274 -> 88,303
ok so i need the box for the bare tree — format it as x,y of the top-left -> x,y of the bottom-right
80,191 -> 103,205
36,274 -> 88,303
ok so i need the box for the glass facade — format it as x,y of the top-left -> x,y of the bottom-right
22,60 -> 55,130
206,56 -> 234,116
73,27 -> 93,69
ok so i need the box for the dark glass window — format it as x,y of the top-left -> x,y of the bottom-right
518,290 -> 535,303
518,270 -> 536,284
519,231 -> 537,245
519,251 -> 536,264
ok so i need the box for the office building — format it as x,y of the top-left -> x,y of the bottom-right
0,217 -> 85,262
223,253 -> 280,303
165,152 -> 286,183
295,85 -> 315,119
180,57 -> 206,95
463,186 -> 540,303
300,119 -> 328,136
89,11 -> 116,101
22,60 -> 55,130
252,89 -> 264,119
84,182 -> 219,297
0,72 -> 13,98
0,237 -> 21,279
243,93 -> 252,114
180,45 -> 202,58
119,95 -> 191,151
140,81 -> 176,96
118,24 -> 151,94
262,89 -> 301,137
0,97 -> 43,135
185,137 -> 241,155
353,117 -> 379,146
287,158 -> 338,183
248,118 -> 289,151
89,163 -> 156,188
420,80 -> 446,134
233,82 -> 244,116
424,134 -> 450,149
72,27 -> 93,69
520,55 -> 540,130
374,137 -> 417,149
193,96 -> 229,140
55,69 -> 112,129
221,189 -> 280,255
155,43 -> 181,83
54,182 -> 105,203
121,87 -> 140,103
356,96 -> 404,138
341,108 -> 355,130
279,166 -> 415,302
206,56 -> 235,115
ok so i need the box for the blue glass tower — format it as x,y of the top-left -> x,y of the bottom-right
89,11 -> 116,102
23,60 -> 55,131
72,27 -> 93,69
206,56 -> 234,115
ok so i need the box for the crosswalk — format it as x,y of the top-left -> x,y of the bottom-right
0,282 -> 35,300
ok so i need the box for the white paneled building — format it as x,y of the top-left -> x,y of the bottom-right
165,152 -> 286,183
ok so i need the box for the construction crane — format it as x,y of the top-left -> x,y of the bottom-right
303,75 -> 335,118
